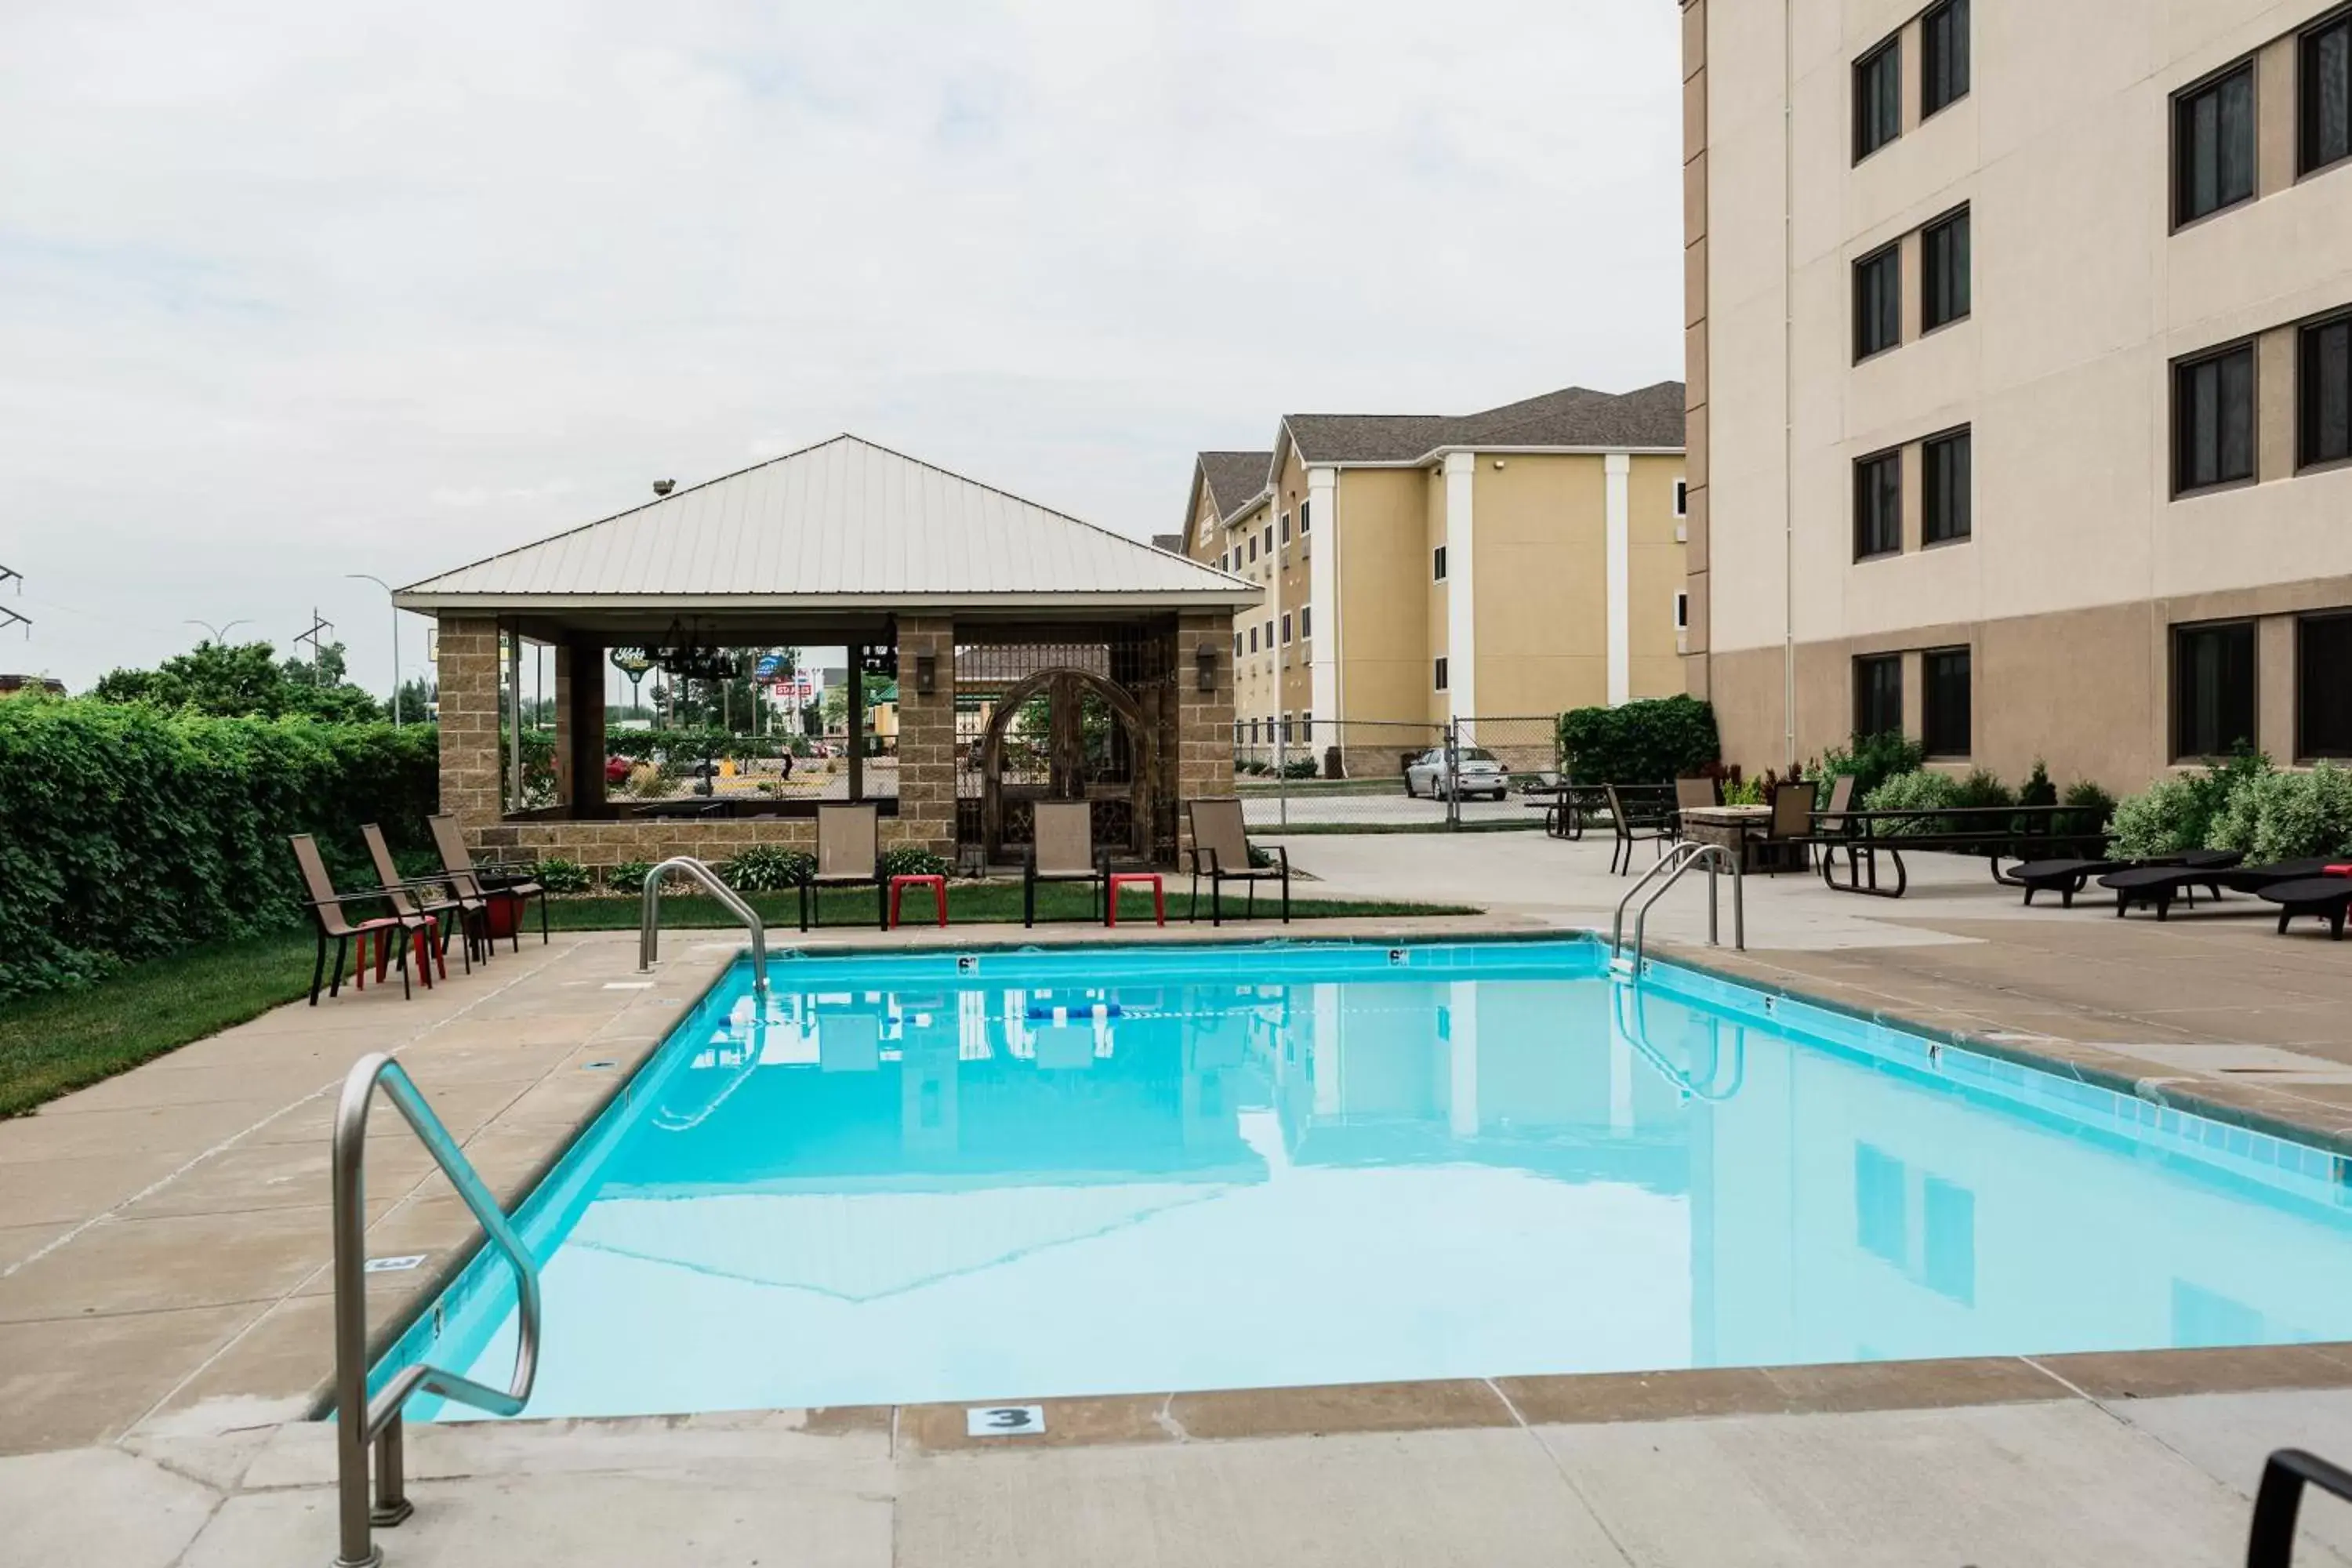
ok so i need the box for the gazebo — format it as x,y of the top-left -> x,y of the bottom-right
394,436 -> 1257,874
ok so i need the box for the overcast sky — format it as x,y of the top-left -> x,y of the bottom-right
0,0 -> 1682,693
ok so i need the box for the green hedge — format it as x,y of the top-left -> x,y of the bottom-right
0,700 -> 438,999
1555,696 -> 1720,786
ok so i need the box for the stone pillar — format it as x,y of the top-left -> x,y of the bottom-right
1173,610 -> 1236,864
893,616 -> 957,855
435,614 -> 503,837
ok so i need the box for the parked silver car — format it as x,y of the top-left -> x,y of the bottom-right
1403,746 -> 1508,800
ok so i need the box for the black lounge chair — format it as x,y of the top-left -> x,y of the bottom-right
2009,858 -> 2127,907
2258,876 -> 2352,938
2100,850 -> 2245,920
2216,856 -> 2336,891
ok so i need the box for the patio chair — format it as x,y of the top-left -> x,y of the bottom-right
426,814 -> 547,951
1605,785 -> 1675,875
1672,775 -> 1719,833
1744,781 -> 1817,875
1183,797 -> 1290,925
802,803 -> 887,932
1024,800 -> 1109,927
360,822 -> 466,979
289,833 -> 419,1004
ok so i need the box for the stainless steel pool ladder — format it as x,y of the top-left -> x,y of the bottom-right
1609,840 -> 1744,974
637,855 -> 768,993
332,1054 -> 541,1568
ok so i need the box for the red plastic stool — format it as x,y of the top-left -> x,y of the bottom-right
889,873 -> 949,929
1105,872 -> 1166,927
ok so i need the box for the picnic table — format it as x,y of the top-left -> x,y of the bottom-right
1809,804 -> 2108,898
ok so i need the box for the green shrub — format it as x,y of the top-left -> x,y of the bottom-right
879,845 -> 953,880
0,700 -> 438,999
724,844 -> 815,891
2108,777 -> 2203,858
2019,760 -> 2058,810
1860,768 -> 1962,834
1817,731 -> 1925,804
1279,758 -> 1319,779
1555,695 -> 1719,786
1950,768 -> 2015,811
607,859 -> 657,893
2208,760 -> 2352,864
536,858 -> 591,895
1722,775 -> 1766,806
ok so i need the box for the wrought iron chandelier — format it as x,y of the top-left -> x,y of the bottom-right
618,619 -> 742,684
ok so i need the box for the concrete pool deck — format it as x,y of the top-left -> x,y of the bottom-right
8,841 -> 2352,1564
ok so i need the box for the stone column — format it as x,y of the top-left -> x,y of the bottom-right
1173,610 -> 1237,865
892,615 -> 958,855
557,639 -> 608,819
435,614 -> 503,840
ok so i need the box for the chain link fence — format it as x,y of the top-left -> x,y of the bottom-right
1235,715 -> 1563,831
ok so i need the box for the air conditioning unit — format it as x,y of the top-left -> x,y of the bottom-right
1675,522 -> 1688,543
1676,630 -> 1690,654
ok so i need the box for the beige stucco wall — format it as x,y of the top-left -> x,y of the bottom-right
1695,0 -> 2352,786
1333,466 -> 1435,726
1468,455 -> 1608,716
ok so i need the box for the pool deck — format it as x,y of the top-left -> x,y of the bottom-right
7,843 -> 2352,1565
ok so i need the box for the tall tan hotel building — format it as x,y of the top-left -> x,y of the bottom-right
1681,0 -> 2352,786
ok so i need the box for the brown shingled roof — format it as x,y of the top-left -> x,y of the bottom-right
1197,450 -> 1273,521
1284,381 -> 1685,465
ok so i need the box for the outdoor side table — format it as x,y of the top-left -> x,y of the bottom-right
1105,872 -> 1166,927
887,873 -> 948,929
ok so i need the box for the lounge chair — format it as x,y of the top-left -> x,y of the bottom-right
802,803 -> 887,931
1024,800 -> 1109,927
1184,797 -> 1290,925
2008,857 -> 2128,907
289,833 -> 419,1004
2258,874 -> 2352,938
426,814 -> 547,951
360,822 -> 465,978
2100,850 -> 2246,920
1605,784 -> 1676,875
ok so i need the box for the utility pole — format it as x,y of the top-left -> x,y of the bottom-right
293,610 -> 333,685
0,565 -> 26,641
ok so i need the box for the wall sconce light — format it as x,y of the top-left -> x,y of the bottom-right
914,654 -> 937,695
1196,642 -> 1218,692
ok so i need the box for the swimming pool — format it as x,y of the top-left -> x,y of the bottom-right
381,938 -> 2352,1421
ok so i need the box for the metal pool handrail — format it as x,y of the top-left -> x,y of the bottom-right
1612,841 -> 1744,970
332,1053 -> 541,1568
638,855 -> 768,993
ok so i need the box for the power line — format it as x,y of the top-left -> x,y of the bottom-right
0,565 -> 29,640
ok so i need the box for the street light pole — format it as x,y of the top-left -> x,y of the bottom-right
345,575 -> 401,725
185,618 -> 252,645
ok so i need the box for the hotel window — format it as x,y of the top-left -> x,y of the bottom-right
1854,654 -> 1903,741
1434,656 -> 1450,691
1264,526 -> 1274,556
1432,545 -> 1449,582
2174,341 -> 2256,494
1853,36 -> 1901,162
1853,243 -> 1901,361
1280,512 -> 1290,543
2300,613 -> 2352,757
1301,709 -> 1312,737
2304,8 -> 2350,176
1673,591 -> 1689,631
1299,604 -> 1312,640
1247,625 -> 1258,654
1922,0 -> 1970,118
1263,619 -> 1274,654
2302,310 -> 2352,469
2174,61 -> 2256,227
1922,428 -> 1972,544
1248,535 -> 1259,563
1673,479 -> 1688,517
1921,207 -> 1970,331
1922,647 -> 1971,758
1854,448 -> 1903,559
1280,612 -> 1292,645
1300,500 -> 1312,533
2174,620 -> 2256,759
1233,632 -> 1243,661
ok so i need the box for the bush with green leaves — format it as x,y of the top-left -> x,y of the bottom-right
535,858 -> 591,895
2207,760 -> 2352,864
1859,768 -> 1963,833
1555,695 -> 1719,786
2062,779 -> 2117,839
1279,758 -> 1318,779
1949,768 -> 2015,811
1817,731 -> 1925,804
724,844 -> 815,891
0,699 -> 438,999
2109,746 -> 2272,859
2018,760 -> 2058,810
879,844 -> 953,880
1722,775 -> 1766,806
606,859 -> 657,893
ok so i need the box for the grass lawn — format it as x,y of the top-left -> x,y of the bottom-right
0,882 -> 1475,1117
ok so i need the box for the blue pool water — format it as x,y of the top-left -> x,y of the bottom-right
385,938 -> 2352,1420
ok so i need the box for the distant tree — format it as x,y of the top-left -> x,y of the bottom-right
89,638 -> 385,721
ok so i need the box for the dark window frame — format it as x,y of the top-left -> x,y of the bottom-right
2172,339 -> 2259,495
1433,656 -> 1450,692
1853,242 -> 1903,361
2299,612 -> 2352,760
1853,653 -> 1904,742
1922,646 -> 1973,759
1920,205 -> 1971,332
1922,426 -> 1973,546
2300,308 -> 2352,470
1854,447 -> 1904,561
2172,619 -> 2259,762
1922,0 -> 1971,118
1854,36 -> 1903,162
2172,59 -> 2258,229
1299,604 -> 1312,641
2302,6 -> 2351,177
1432,544 -> 1448,582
